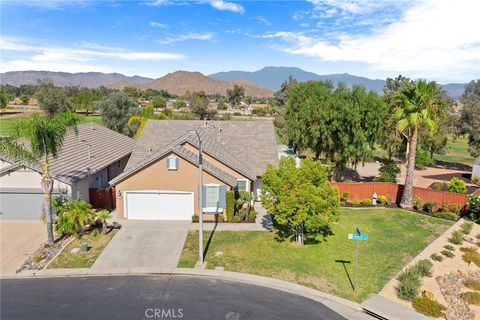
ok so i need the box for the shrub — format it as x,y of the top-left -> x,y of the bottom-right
396,268 -> 421,301
469,195 -> 480,223
32,253 -> 43,263
473,176 -> 480,183
448,177 -> 467,194
192,215 -> 199,223
463,251 -> 480,267
362,199 -> 372,206
233,112 -> 242,116
412,296 -> 447,317
444,203 -> 462,216
465,278 -> 480,291
433,212 -> 458,221
460,222 -> 473,235
423,201 -> 437,213
444,244 -> 455,251
462,291 -> 480,306
460,246 -> 477,254
340,192 -> 349,203
350,199 -> 361,206
413,259 -> 433,277
430,253 -> 443,262
441,250 -> 455,258
54,200 -> 95,236
413,197 -> 424,210
430,181 -> 447,191
449,230 -> 464,245
375,158 -> 400,182
415,149 -> 434,170
377,195 -> 387,204
225,191 -> 235,222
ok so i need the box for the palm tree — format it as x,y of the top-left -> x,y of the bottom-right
394,80 -> 446,208
0,113 -> 79,243
95,209 -> 111,233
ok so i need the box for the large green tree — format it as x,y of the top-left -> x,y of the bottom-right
394,79 -> 446,208
97,91 -> 138,135
459,80 -> 480,157
226,85 -> 245,107
186,91 -> 216,120
35,82 -> 73,116
72,89 -> 100,116
261,157 -> 339,245
0,113 -> 79,243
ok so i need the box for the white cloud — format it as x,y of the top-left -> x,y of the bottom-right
147,0 -> 188,6
150,21 -> 169,28
265,0 -> 480,81
206,0 -> 244,14
157,32 -> 214,44
0,36 -> 186,73
252,16 -> 271,26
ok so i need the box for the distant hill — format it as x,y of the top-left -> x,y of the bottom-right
113,71 -> 273,98
0,71 -> 153,88
210,66 -> 467,98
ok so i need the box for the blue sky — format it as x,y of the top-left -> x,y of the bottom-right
1,0 -> 479,83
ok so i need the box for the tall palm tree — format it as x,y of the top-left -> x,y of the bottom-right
0,113 -> 79,243
394,80 -> 446,208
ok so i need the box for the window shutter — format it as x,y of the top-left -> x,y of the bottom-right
218,185 -> 226,208
166,157 -> 170,169
201,185 -> 207,209
175,157 -> 179,169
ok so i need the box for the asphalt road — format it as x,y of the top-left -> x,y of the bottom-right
1,275 -> 345,320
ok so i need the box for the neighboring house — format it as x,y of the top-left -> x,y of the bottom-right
110,120 -> 278,221
277,144 -> 301,167
473,156 -> 480,179
0,123 -> 135,220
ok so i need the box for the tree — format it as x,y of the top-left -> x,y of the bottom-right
0,93 -> 9,111
35,82 -> 73,116
244,96 -> 254,105
0,113 -> 79,243
459,80 -> 480,157
187,91 -> 216,120
374,158 -> 401,182
97,91 -> 138,136
151,95 -> 166,110
95,209 -> 111,233
72,89 -> 100,116
172,99 -> 186,109
274,76 -> 297,106
226,85 -> 245,107
20,95 -> 30,105
122,86 -> 142,99
216,98 -> 227,111
261,157 -> 339,245
394,79 -> 446,208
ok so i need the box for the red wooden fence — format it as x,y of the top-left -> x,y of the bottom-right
89,187 -> 116,209
331,182 -> 468,210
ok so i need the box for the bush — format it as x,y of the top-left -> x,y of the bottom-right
430,253 -> 443,262
447,177 -> 467,194
473,176 -> 480,183
340,192 -> 349,203
460,246 -> 477,254
433,211 -> 458,221
54,200 -> 95,236
375,158 -> 400,182
225,191 -> 235,222
443,203 -> 462,216
350,199 -> 361,206
449,230 -> 464,245
469,195 -> 480,223
430,181 -> 447,191
233,112 -> 242,116
412,296 -> 447,317
444,244 -> 455,251
460,221 -> 473,235
413,197 -> 424,210
415,149 -> 434,170
462,291 -> 480,306
463,251 -> 480,267
32,252 -> 43,263
192,215 -> 199,223
465,278 -> 480,291
423,201 -> 437,213
441,250 -> 455,258
413,259 -> 433,277
396,268 -> 421,301
377,195 -> 387,204
362,199 -> 372,206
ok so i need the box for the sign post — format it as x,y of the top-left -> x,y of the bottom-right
348,228 -> 368,291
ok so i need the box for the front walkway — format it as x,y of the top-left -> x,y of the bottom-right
92,220 -> 191,271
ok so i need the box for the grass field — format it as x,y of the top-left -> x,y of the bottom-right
178,208 -> 452,302
0,115 -> 103,136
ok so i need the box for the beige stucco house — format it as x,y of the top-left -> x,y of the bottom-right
110,120 -> 278,221
0,123 -> 135,220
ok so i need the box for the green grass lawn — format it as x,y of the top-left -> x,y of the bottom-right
0,115 -> 103,136
178,208 -> 452,302
47,228 -> 117,269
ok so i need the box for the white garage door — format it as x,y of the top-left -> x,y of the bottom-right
125,191 -> 194,220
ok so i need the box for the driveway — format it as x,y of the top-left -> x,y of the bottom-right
92,220 -> 191,271
0,221 -> 46,275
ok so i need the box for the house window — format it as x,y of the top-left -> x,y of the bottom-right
205,185 -> 220,208
237,179 -> 249,191
167,156 -> 178,170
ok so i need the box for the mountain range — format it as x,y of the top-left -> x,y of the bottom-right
0,67 -> 469,98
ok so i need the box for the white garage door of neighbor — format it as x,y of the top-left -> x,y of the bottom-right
125,191 -> 194,220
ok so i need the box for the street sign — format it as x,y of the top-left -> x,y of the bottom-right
348,233 -> 368,240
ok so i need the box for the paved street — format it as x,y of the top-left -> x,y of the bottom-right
1,275 -> 345,320
92,220 -> 190,270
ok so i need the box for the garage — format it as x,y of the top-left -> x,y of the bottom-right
125,191 -> 194,220
0,188 -> 59,220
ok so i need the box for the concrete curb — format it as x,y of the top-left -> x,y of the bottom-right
2,267 -> 366,318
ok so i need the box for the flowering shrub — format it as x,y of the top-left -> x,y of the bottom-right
469,195 -> 480,222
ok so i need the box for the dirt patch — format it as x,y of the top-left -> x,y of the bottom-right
297,275 -> 337,292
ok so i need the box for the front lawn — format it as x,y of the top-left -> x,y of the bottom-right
48,228 -> 117,269
178,208 -> 452,302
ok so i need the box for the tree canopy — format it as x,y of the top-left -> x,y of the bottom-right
226,85 -> 245,107
459,80 -> 480,157
35,82 -> 73,116
97,91 -> 138,136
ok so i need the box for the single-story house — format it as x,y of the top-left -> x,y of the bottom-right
110,120 -> 278,221
473,156 -> 480,179
0,123 -> 135,220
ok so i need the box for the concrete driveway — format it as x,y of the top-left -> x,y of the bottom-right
0,221 -> 46,275
92,220 -> 191,271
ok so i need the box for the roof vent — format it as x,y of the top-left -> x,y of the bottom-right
148,147 -> 153,155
